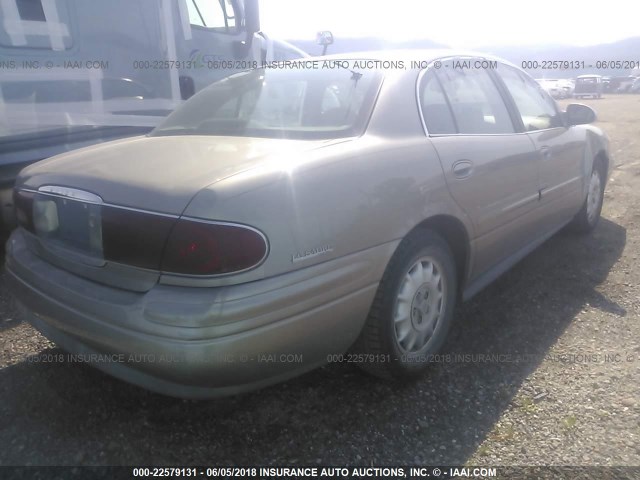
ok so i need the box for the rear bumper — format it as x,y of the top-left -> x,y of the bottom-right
6,230 -> 391,398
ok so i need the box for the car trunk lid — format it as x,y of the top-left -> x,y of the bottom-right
18,135 -> 327,215
14,135 -> 337,289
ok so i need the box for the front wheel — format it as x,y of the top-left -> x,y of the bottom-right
352,230 -> 458,379
571,160 -> 605,233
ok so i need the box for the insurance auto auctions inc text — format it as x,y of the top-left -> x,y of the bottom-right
253,466 -> 496,478
260,59 -> 498,70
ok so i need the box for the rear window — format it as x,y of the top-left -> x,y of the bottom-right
151,64 -> 383,140
420,60 -> 515,135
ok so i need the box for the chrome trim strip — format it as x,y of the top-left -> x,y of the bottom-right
539,176 -> 582,197
102,203 -> 180,219
22,188 -> 180,219
500,192 -> 540,213
38,185 -> 103,204
416,66 -> 431,136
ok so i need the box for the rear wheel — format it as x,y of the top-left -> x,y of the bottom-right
571,159 -> 605,233
353,230 -> 457,378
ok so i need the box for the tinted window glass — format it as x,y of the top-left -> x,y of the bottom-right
17,0 -> 46,21
498,64 -> 563,131
436,62 -> 514,134
419,70 -> 457,134
187,0 -> 236,32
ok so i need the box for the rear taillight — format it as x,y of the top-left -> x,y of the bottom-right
14,188 -> 267,276
101,207 -> 176,270
161,219 -> 268,276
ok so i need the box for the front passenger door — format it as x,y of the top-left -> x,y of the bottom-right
419,60 -> 540,281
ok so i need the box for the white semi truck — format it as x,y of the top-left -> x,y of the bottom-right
0,0 -> 306,229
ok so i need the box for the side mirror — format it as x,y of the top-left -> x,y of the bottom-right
316,31 -> 334,55
179,76 -> 195,100
234,0 -> 260,59
244,0 -> 260,34
566,103 -> 597,125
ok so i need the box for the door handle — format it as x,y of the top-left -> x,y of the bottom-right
452,160 -> 473,179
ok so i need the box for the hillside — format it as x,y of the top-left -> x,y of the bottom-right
484,37 -> 640,77
287,36 -> 640,77
287,36 -> 446,56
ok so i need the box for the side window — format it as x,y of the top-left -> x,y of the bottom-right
17,0 -> 46,21
498,64 -> 563,131
419,70 -> 457,134
436,61 -> 515,134
187,0 -> 236,33
0,0 -> 73,50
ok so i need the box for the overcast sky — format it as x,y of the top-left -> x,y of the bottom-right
261,0 -> 640,48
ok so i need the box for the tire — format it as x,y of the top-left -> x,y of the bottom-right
352,230 -> 458,379
570,159 -> 606,233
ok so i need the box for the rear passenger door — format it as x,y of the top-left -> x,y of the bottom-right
494,64 -> 585,229
419,58 -> 540,279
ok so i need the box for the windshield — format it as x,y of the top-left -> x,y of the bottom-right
151,64 -> 383,140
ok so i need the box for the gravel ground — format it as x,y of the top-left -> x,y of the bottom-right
0,95 -> 638,470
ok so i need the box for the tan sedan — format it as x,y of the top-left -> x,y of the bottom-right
6,51 -> 610,397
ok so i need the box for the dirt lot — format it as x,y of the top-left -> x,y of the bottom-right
0,95 -> 639,471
